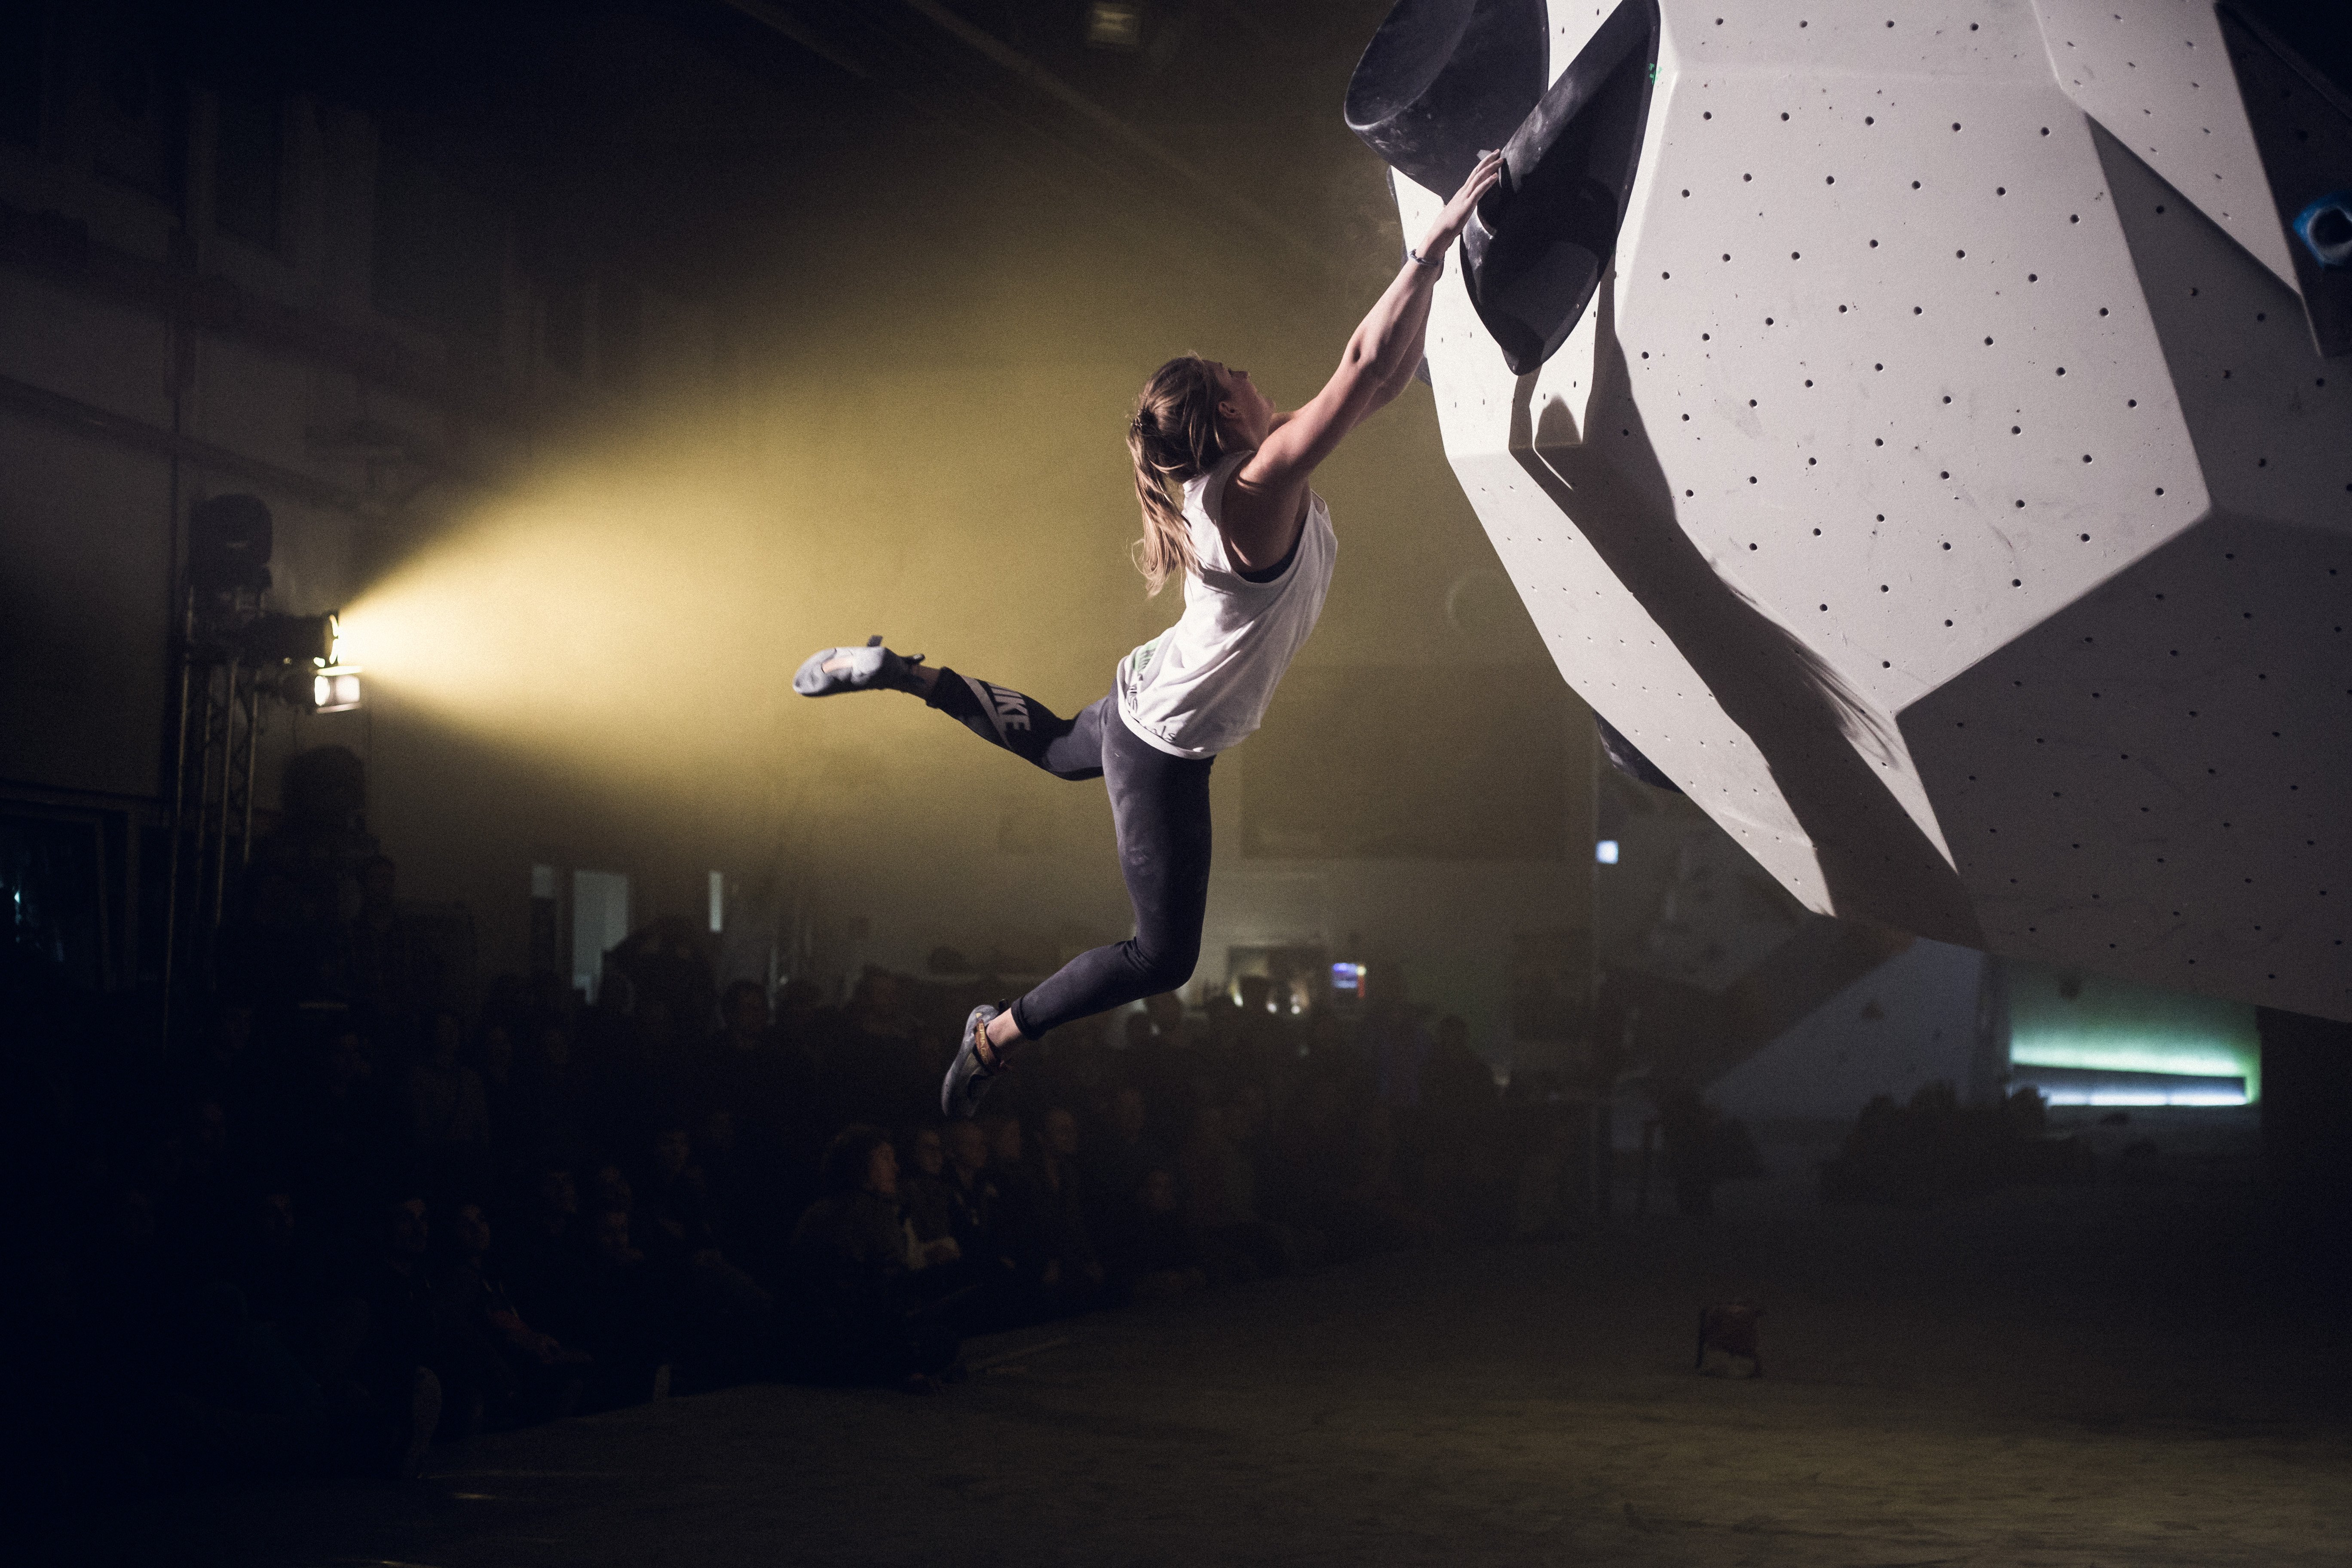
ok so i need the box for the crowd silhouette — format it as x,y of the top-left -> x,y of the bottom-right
7,833 -> 1633,1510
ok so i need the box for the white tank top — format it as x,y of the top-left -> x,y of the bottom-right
1116,448 -> 1338,759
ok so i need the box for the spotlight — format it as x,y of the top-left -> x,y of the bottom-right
1084,1 -> 1143,50
276,664 -> 363,713
315,668 -> 363,713
242,610 -> 340,665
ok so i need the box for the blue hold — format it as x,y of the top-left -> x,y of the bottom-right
2294,190 -> 2352,269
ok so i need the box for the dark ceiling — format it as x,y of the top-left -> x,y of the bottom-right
145,0 -> 1388,300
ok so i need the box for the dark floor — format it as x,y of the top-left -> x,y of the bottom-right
47,1125 -> 2352,1567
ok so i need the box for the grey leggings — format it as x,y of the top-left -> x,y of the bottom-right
925,671 -> 1213,1038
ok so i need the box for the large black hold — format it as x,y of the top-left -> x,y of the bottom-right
1345,0 -> 1550,200
1462,0 -> 1660,374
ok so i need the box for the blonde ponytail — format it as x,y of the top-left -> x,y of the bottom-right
1126,355 -> 1226,596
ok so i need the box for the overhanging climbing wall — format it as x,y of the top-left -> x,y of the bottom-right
1374,0 -> 2352,1020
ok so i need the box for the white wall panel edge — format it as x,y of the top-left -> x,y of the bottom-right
2027,0 -> 2302,295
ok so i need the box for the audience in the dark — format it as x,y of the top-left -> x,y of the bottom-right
785,1125 -> 961,1390
9,845 -> 1687,1511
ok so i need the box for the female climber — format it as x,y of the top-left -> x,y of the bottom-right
793,150 -> 1506,1118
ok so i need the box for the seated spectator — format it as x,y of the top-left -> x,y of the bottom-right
897,1125 -> 959,1253
222,1188 -> 315,1338
929,1116 -> 1038,1328
1417,1016 -> 1509,1238
1180,1105 -> 1297,1283
822,971 -> 925,1130
351,1197 -> 511,1439
690,1110 -> 772,1276
1363,980 -> 1433,1111
628,999 -> 686,1122
978,1112 -> 1094,1325
209,1187 -> 420,1479
609,916 -> 719,1043
784,1125 -> 959,1390
229,863 -> 344,1008
1269,1072 -> 1366,1240
983,1114 -> 1048,1277
283,1024 -> 395,1215
717,978 -> 768,1047
566,1205 -> 674,1409
588,1163 -> 636,1229
1229,975 -> 1301,1073
1421,1016 -> 1497,1121
404,1010 -> 492,1200
475,1019 -> 520,1149
346,856 -> 422,1026
1125,991 -> 1199,1089
770,978 -> 830,1098
569,1158 -> 710,1380
501,1165 -> 586,1330
1220,1086 -> 1276,1204
1343,1105 -> 1436,1250
434,1201 -> 588,1424
1101,1168 -> 1207,1302
1301,1008 -> 1357,1075
698,980 -> 775,1127
638,1127 -> 719,1264
162,1096 -> 241,1245
174,1000 -> 263,1128
507,1024 -> 589,1171
637,1126 -> 773,1384
941,1118 -> 1006,1270
1082,1086 -> 1163,1243
1032,1107 -> 1105,1312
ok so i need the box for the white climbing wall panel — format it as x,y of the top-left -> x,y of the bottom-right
1393,0 -> 2352,1020
2030,0 -> 2301,294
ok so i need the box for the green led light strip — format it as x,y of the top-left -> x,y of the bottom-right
2007,961 -> 2261,1102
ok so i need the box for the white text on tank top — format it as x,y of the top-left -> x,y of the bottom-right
1116,448 -> 1337,760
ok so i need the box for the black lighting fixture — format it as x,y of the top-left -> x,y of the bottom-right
240,610 -> 340,666
242,610 -> 363,713
184,495 -> 353,695
276,664 -> 363,714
